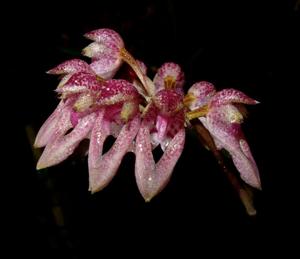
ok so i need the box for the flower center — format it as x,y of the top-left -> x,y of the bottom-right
164,76 -> 176,89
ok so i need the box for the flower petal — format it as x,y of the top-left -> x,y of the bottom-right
185,81 -> 216,109
210,88 -> 259,107
135,124 -> 155,201
90,55 -> 123,79
153,62 -> 185,92
88,110 -> 110,175
95,79 -> 140,106
84,28 -> 124,49
135,125 -> 185,201
154,129 -> 185,191
34,100 -> 65,148
47,59 -> 92,75
232,139 -> 261,189
206,108 -> 261,188
56,71 -> 104,96
89,115 -> 140,193
82,29 -> 124,79
37,113 -> 96,170
154,89 -> 183,116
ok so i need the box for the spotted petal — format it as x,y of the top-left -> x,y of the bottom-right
84,28 -> 124,49
153,62 -> 185,92
88,114 -> 140,193
210,88 -> 259,107
47,59 -> 92,75
135,124 -> 185,201
37,113 -> 96,170
206,106 -> 261,188
89,54 -> 123,79
34,100 -> 65,148
56,71 -> 104,97
83,29 -> 124,79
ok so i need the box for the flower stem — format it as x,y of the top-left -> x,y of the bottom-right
191,120 -> 257,216
120,48 -> 154,99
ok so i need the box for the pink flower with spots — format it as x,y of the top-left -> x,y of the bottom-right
82,28 -> 124,79
185,81 -> 261,189
35,28 -> 261,207
35,29 -> 186,201
35,58 -> 141,193
134,62 -> 186,201
153,62 -> 185,93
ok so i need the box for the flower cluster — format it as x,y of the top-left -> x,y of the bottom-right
35,28 -> 261,201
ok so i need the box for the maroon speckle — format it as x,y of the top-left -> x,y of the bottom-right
47,59 -> 92,75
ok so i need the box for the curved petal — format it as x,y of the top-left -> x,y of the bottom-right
34,100 -> 65,148
206,107 -> 261,189
210,88 -> 259,107
47,59 -> 92,75
135,125 -> 185,201
134,124 -> 155,201
57,71 -> 104,95
57,74 -> 73,89
185,81 -> 216,109
90,55 -> 123,79
232,139 -> 261,189
88,110 -> 110,181
84,28 -> 124,49
37,113 -> 96,170
89,115 -> 140,193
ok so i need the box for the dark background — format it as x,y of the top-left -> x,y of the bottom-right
5,0 -> 299,257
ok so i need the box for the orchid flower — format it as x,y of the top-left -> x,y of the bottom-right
134,62 -> 186,201
82,28 -> 124,79
35,57 -> 142,193
34,28 -> 261,206
184,81 -> 261,189
82,28 -> 155,99
153,62 -> 185,93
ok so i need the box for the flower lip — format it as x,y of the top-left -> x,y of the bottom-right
153,89 -> 184,116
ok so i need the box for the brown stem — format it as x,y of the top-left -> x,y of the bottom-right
191,120 -> 256,216
120,48 -> 154,99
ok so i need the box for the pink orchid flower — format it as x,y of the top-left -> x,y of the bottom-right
82,28 -> 154,99
35,28 -> 261,205
134,62 -> 186,201
82,28 -> 124,79
153,62 -> 185,93
35,58 -> 142,193
34,28 -> 187,201
184,81 -> 261,189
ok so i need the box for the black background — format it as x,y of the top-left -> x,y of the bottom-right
5,0 -> 299,257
